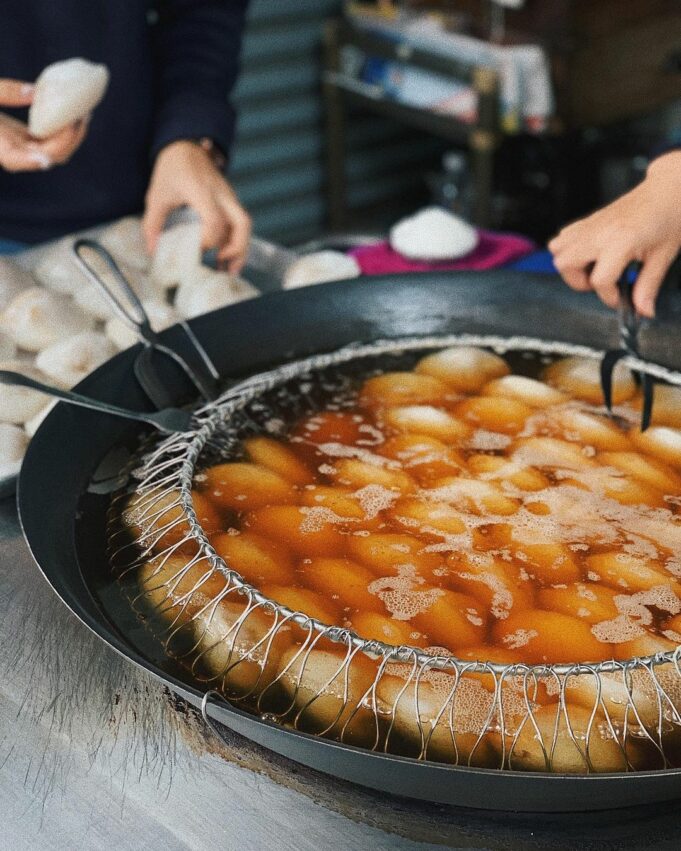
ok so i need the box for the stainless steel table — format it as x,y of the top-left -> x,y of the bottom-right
3,495 -> 681,850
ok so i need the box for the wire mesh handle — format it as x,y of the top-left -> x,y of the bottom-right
201,690 -> 236,751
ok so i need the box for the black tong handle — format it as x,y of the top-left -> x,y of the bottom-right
72,238 -> 219,404
600,262 -> 654,431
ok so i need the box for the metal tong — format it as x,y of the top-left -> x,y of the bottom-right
72,239 -> 220,408
0,370 -> 191,433
600,262 -> 654,431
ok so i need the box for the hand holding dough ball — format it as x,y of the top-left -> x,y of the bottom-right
0,287 -> 93,352
283,251 -> 361,289
28,58 -> 109,138
390,207 -> 478,261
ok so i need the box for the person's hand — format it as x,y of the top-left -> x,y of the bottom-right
143,140 -> 252,274
0,79 -> 88,172
549,151 -> 681,318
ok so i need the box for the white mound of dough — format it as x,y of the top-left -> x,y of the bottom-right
174,270 -> 258,319
390,207 -> 478,261
0,331 -> 16,360
35,331 -> 116,388
73,266 -> 156,321
0,360 -> 52,424
0,423 -> 28,479
25,401 -> 56,438
150,222 -> 202,290
0,287 -> 93,352
28,58 -> 110,138
0,257 -> 34,311
98,216 -> 150,272
33,238 -> 88,295
283,251 -> 361,289
106,299 -> 178,350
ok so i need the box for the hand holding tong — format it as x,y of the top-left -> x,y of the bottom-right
600,262 -> 655,431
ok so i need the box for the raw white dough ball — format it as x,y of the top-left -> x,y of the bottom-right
390,207 -> 478,261
33,237 -> 88,295
0,287 -> 93,352
73,266 -> 156,321
174,270 -> 258,319
0,258 -> 34,311
283,251 -> 361,290
0,360 -> 52,424
0,332 -> 16,360
35,331 -> 116,388
99,216 -> 150,272
106,299 -> 178,350
0,423 -> 28,479
25,402 -> 56,438
28,58 -> 110,138
151,222 -> 202,290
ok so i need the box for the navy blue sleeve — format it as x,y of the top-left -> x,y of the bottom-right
150,0 -> 249,163
650,143 -> 681,161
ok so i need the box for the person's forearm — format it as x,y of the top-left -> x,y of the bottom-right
149,0 -> 249,162
549,150 -> 681,317
646,149 -> 681,184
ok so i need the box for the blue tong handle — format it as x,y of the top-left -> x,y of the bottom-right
600,262 -> 654,431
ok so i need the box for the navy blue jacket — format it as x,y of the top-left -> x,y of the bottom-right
0,1 -> 248,243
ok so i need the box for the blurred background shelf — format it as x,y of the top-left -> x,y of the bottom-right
227,0 -> 681,245
324,18 -> 500,230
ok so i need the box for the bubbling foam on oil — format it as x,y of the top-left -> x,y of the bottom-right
368,567 -> 445,621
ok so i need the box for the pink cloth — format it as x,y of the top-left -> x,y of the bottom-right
349,230 -> 535,275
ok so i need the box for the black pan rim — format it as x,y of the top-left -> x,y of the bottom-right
17,271 -> 681,810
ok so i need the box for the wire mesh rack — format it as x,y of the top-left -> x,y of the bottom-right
106,335 -> 681,775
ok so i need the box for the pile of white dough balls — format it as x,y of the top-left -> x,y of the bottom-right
390,206 -> 479,261
0,216 -> 259,480
282,251 -> 361,290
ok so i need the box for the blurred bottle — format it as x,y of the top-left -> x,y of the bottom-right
428,150 -> 473,220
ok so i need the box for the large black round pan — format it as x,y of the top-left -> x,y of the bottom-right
18,271 -> 681,812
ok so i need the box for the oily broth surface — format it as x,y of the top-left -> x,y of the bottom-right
188,347 -> 681,666
121,346 -> 681,772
